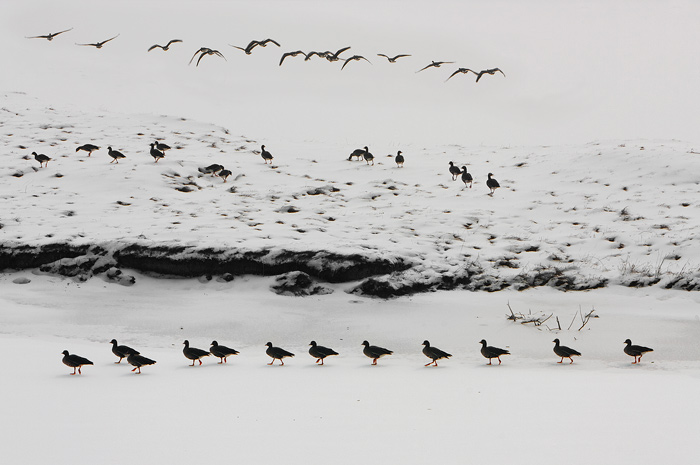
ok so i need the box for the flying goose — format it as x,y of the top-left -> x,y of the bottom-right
279,50 -> 307,66
341,55 -> 371,70
446,68 -> 477,82
416,61 -> 454,73
76,34 -> 119,49
148,39 -> 182,52
189,47 -> 226,66
26,28 -> 72,41
377,53 -> 411,63
475,68 -> 505,82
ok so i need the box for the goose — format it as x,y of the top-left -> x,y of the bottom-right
26,28 -> 72,41
107,147 -> 125,164
362,340 -> 393,365
198,164 -> 224,176
76,144 -> 99,156
279,50 -> 307,66
395,150 -> 404,167
265,342 -> 294,365
210,341 -> 239,364
422,340 -> 452,367
182,340 -> 210,366
416,61 -> 454,73
189,47 -> 226,66
32,152 -> 51,168
448,161 -> 461,180
127,352 -> 156,374
349,146 -> 368,161
304,50 -> 326,61
323,46 -> 351,62
109,339 -> 139,363
552,339 -> 581,364
446,68 -> 477,82
76,34 -> 119,49
308,341 -> 339,365
261,145 -> 274,164
148,39 -> 182,52
623,339 -> 653,364
149,143 -> 165,162
480,339 -> 510,365
377,53 -> 411,63
486,173 -> 500,195
475,68 -> 505,82
218,169 -> 232,182
154,141 -> 171,152
61,350 -> 93,375
461,166 -> 473,188
363,149 -> 375,165
341,55 -> 371,70
231,38 -> 280,55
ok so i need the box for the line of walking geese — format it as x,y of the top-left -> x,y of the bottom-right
61,338 -> 654,374
26,29 -> 504,82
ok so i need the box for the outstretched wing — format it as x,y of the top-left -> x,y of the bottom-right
101,34 -> 119,45
165,39 -> 183,47
392,54 -> 411,60
189,48 -> 205,65
333,46 -> 351,57
416,63 -> 434,73
305,50 -> 322,61
280,50 -> 304,66
148,44 -> 162,52
262,38 -> 281,47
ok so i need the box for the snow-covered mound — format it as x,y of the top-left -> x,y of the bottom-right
2,92 -> 699,294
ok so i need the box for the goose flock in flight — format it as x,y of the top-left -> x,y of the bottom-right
25,28 -> 506,82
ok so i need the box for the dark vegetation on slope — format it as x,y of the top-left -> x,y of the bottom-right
1,242 -> 698,296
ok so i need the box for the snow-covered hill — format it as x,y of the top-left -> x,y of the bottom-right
2,92 -> 699,295
2,2 -> 700,465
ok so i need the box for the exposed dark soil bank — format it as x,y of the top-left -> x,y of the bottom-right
1,242 -> 698,296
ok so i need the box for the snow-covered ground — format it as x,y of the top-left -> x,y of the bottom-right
1,275 -> 700,465
2,1 -> 700,464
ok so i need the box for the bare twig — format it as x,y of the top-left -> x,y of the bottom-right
567,310 -> 578,330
